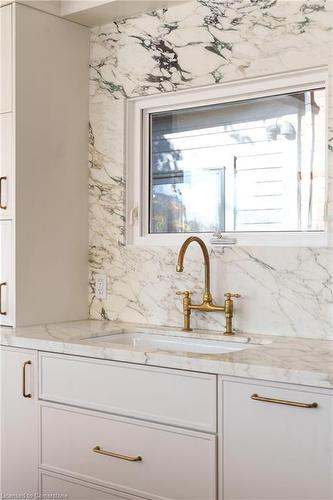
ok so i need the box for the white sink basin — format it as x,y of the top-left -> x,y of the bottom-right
86,332 -> 258,354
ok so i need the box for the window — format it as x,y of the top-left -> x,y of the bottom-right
127,68 -> 328,246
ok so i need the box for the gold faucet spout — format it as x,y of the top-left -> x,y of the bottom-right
176,237 -> 240,334
176,236 -> 212,303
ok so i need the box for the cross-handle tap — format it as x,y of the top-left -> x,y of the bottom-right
224,293 -> 241,335
176,290 -> 192,331
176,236 -> 241,335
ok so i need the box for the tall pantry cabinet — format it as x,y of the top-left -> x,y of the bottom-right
0,2 -> 89,327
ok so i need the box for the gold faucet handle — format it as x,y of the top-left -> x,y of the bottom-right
224,293 -> 241,299
176,290 -> 192,298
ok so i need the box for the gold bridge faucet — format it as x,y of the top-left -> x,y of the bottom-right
176,236 -> 240,335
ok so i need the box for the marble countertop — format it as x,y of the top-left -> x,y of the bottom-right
1,320 -> 332,389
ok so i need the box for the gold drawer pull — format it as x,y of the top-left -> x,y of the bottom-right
93,445 -> 142,462
0,176 -> 7,210
0,282 -> 7,315
251,393 -> 318,408
22,361 -> 32,398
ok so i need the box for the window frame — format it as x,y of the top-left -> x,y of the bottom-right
126,66 -> 329,247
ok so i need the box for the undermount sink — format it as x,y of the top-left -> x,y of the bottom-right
85,332 -> 258,354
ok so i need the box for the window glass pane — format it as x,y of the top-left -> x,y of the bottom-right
149,89 -> 326,234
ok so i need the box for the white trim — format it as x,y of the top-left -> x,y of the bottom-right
131,231 -> 329,248
126,66 -> 329,247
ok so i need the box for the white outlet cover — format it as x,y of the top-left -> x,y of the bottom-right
95,273 -> 107,299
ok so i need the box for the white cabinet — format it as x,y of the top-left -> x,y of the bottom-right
0,220 -> 13,325
220,378 -> 333,500
1,346 -> 332,500
0,2 -> 89,327
38,353 -> 217,500
0,5 -> 14,328
0,4 -> 12,113
0,346 -> 38,495
0,113 -> 14,219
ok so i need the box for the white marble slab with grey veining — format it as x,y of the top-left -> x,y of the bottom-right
1,320 -> 332,389
89,0 -> 333,339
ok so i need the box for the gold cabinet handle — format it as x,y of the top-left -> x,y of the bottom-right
0,282 -> 7,315
0,176 -> 7,210
93,445 -> 142,462
22,361 -> 32,398
251,393 -> 318,408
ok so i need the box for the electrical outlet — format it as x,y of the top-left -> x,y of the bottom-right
95,273 -> 107,299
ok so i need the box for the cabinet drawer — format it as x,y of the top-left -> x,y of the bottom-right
39,352 -> 216,432
40,470 -> 143,500
40,404 -> 217,500
222,379 -> 333,500
0,4 -> 13,113
0,220 -> 14,326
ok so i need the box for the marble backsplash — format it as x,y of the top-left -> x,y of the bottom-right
89,0 -> 333,339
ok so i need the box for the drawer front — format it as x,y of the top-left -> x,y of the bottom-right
39,352 -> 216,432
0,113 -> 14,219
40,404 -> 216,500
222,380 -> 333,500
40,471 -> 143,500
0,220 -> 14,326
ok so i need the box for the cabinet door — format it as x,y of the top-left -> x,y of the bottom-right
0,347 -> 38,495
0,113 -> 14,219
221,379 -> 333,500
0,4 -> 13,113
0,220 -> 14,326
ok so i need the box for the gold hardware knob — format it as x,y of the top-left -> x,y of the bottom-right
224,293 -> 241,299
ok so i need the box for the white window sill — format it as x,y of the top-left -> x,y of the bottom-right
126,231 -> 330,248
